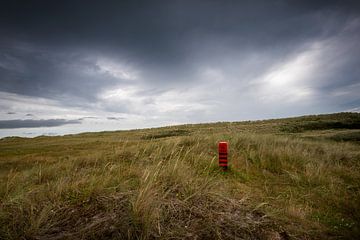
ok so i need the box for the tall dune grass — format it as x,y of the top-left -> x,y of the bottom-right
1,113 -> 360,239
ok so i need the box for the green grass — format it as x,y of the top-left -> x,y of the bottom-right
0,112 -> 360,239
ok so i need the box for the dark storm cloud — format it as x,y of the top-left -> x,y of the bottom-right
0,0 -> 359,122
0,46 -> 127,103
1,1 -> 358,48
0,119 -> 81,129
1,0 -> 359,91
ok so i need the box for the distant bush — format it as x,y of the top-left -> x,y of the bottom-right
280,113 -> 360,133
329,131 -> 360,142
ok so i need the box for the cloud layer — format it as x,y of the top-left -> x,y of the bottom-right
0,119 -> 80,129
0,0 -> 359,137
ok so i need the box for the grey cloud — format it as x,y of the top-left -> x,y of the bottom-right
1,3 -> 357,72
0,48 -> 127,104
0,119 -> 81,129
7,112 -> 16,114
1,1 -> 358,86
107,117 -> 126,121
78,117 -> 98,121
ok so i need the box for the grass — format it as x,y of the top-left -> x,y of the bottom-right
0,112 -> 360,239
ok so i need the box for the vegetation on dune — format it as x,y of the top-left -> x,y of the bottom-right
0,112 -> 360,239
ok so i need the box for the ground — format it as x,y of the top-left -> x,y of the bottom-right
0,112 -> 360,239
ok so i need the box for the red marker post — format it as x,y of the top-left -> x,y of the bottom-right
218,141 -> 228,171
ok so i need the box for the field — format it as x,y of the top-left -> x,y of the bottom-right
1,112 -> 360,239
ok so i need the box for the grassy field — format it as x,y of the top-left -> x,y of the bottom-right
0,112 -> 360,239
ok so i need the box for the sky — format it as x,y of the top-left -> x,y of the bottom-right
1,0 -> 360,138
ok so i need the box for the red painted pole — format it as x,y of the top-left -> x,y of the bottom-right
218,141 -> 228,171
